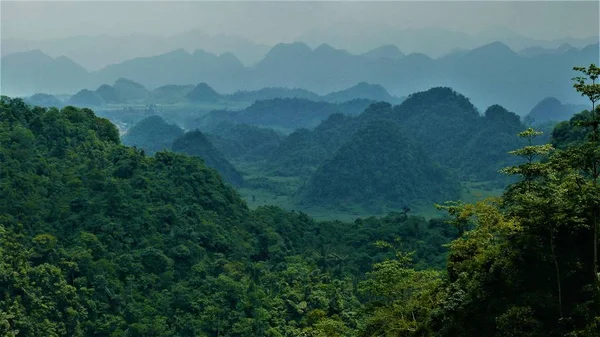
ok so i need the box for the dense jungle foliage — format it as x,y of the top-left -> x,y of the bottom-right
1,64 -> 599,337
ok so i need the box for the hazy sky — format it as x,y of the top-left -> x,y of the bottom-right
1,1 -> 599,43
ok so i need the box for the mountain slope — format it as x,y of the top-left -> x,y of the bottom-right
324,82 -> 397,103
300,121 -> 461,211
121,115 -> 184,155
171,130 -> 244,186
207,122 -> 283,161
1,50 -> 90,96
525,97 -> 588,125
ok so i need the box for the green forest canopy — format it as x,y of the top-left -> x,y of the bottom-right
1,63 -> 599,337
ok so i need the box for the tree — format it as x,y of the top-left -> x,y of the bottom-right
571,64 -> 600,294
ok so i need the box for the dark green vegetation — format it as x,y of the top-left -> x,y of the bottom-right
264,88 -> 525,185
300,121 -> 461,212
207,122 -> 283,162
0,96 -> 456,336
115,86 -> 536,216
171,130 -> 244,187
1,64 -> 600,337
121,115 -> 184,155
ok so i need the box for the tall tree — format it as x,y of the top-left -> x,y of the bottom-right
571,64 -> 600,294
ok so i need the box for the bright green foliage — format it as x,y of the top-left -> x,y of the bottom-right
359,242 -> 442,337
2,65 -> 599,337
0,96 -> 455,336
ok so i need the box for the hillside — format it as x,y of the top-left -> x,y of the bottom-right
149,84 -> 195,104
121,115 -> 184,155
207,122 -> 283,161
265,90 -> 525,183
324,82 -> 398,103
24,93 -> 64,108
194,97 -> 374,132
300,121 -> 461,211
171,130 -> 244,186
186,82 -> 222,102
525,96 -> 588,125
67,89 -> 104,107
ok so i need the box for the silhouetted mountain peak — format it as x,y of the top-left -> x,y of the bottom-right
558,43 -> 575,51
400,87 -> 479,119
264,42 -> 312,59
114,77 -> 146,89
535,97 -> 562,108
467,41 -> 516,58
4,49 -> 53,63
362,44 -> 405,60
186,82 -> 221,102
167,48 -> 191,56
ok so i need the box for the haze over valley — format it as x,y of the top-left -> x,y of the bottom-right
1,1 -> 600,336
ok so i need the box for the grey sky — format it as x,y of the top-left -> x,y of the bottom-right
1,1 -> 599,43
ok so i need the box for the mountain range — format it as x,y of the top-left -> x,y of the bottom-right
3,26 -> 596,70
38,78 -> 400,109
2,41 -> 598,113
1,29 -> 270,70
296,22 -> 599,58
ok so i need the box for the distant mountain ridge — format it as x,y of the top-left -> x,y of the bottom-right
525,97 -> 589,125
1,29 -> 270,69
40,78 -> 401,108
2,41 -> 598,113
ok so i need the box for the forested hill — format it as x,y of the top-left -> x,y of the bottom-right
266,88 -> 526,183
171,130 -> 244,186
0,96 -> 458,335
121,115 -> 184,155
300,120 -> 461,212
192,97 -> 374,132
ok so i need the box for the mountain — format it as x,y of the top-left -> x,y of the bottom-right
361,44 -> 405,60
193,97 -> 374,132
390,87 -> 524,181
266,112 -> 364,177
300,120 -> 461,212
227,87 -> 321,102
1,30 -> 270,70
186,82 -> 222,102
111,78 -> 150,101
266,88 -> 526,183
95,84 -> 122,104
518,43 -> 579,57
92,48 -> 245,91
324,82 -> 398,103
171,130 -> 244,186
67,89 -> 104,107
147,84 -> 194,104
525,97 -> 589,125
24,93 -> 64,108
121,115 -> 184,155
0,50 -> 90,96
296,21 -> 599,57
207,122 -> 283,162
3,41 -> 598,113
